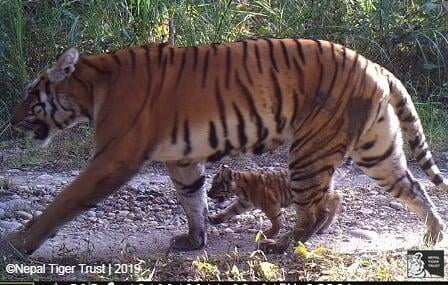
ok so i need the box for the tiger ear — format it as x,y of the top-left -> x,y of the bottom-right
47,48 -> 80,82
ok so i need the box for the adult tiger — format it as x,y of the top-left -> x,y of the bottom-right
6,38 -> 447,254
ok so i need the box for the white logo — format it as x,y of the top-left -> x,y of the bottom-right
407,252 -> 442,278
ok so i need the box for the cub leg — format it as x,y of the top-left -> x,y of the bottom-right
209,199 -> 252,224
263,206 -> 283,238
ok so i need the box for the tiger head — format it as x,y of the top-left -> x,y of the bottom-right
208,165 -> 235,203
10,48 -> 91,147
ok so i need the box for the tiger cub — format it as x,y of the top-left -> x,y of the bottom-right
208,166 -> 341,238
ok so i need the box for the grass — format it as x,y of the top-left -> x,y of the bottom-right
1,125 -> 93,170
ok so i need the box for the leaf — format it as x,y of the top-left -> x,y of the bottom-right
294,241 -> 310,258
312,245 -> 327,257
230,264 -> 240,275
423,63 -> 439,70
258,261 -> 279,280
255,230 -> 266,242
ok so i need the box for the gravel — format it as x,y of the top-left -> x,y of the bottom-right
2,199 -> 30,212
15,210 -> 33,220
0,152 -> 447,258
0,220 -> 22,232
349,229 -> 379,240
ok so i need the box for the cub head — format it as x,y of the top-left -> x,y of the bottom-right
208,165 -> 235,203
10,48 -> 89,147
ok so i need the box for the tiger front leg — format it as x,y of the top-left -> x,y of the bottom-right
5,157 -> 140,255
166,162 -> 208,250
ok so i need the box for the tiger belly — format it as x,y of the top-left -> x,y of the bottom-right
151,121 -> 290,163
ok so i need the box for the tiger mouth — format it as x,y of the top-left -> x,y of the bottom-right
17,120 -> 49,140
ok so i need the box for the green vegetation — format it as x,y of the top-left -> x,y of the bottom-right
0,0 -> 447,164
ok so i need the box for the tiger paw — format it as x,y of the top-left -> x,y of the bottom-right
423,230 -> 444,246
171,233 -> 206,251
258,238 -> 289,254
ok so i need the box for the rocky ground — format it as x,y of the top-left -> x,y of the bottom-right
1,147 -> 448,280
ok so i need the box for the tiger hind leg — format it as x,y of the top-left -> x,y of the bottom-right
352,105 -> 445,244
259,160 -> 342,253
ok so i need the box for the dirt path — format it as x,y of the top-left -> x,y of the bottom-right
1,148 -> 448,280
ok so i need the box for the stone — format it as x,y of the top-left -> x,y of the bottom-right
3,199 -> 29,212
349,229 -> 378,240
71,171 -> 80,176
0,221 -> 22,232
6,169 -> 21,174
389,201 -> 404,211
224,228 -> 234,234
0,208 -> 5,219
363,209 -> 374,215
37,174 -> 53,180
34,210 -> 43,217
117,210 -> 129,217
153,197 -> 164,204
15,211 -> 33,220
17,185 -> 29,192
87,211 -> 96,217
